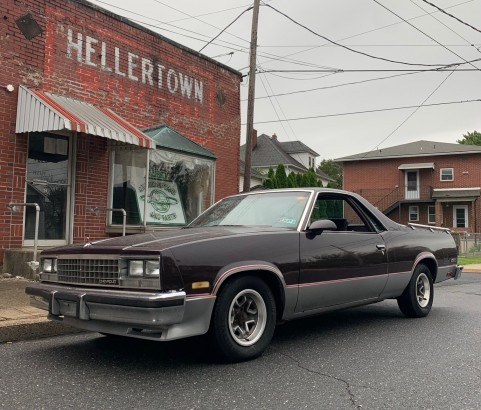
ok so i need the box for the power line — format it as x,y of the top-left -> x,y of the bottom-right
410,0 -> 481,55
369,66 -> 458,151
263,3 -> 471,67
254,67 -> 480,74
152,0 -> 251,46
248,0 -> 475,70
247,99 -> 481,125
419,0 -> 481,35
248,71 -> 426,101
372,0 -> 481,72
199,6 -> 253,52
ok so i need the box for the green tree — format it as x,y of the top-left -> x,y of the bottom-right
287,172 -> 297,188
275,164 -> 288,188
457,130 -> 481,145
264,166 -> 277,189
317,159 -> 343,189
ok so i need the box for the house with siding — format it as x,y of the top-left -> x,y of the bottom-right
240,133 -> 332,190
335,140 -> 481,232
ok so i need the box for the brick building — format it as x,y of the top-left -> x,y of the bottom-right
0,0 -> 241,271
335,140 -> 481,232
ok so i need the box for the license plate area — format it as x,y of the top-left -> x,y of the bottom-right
58,300 -> 77,317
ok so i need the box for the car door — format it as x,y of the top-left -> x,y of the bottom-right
296,193 -> 388,312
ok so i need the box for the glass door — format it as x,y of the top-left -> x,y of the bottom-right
24,133 -> 71,246
405,170 -> 420,200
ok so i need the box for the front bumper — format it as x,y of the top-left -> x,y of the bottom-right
26,282 -> 215,341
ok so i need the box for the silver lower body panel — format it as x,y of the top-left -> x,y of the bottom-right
26,282 -> 215,341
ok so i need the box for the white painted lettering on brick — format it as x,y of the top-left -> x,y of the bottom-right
167,69 -> 178,94
101,42 -> 112,72
65,29 -> 205,104
85,36 -> 97,67
67,29 -> 83,62
195,80 -> 203,103
157,64 -> 165,89
127,52 -> 139,81
179,73 -> 193,99
141,58 -> 153,85
114,47 -> 126,77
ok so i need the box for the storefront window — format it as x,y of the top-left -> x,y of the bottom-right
111,149 -> 214,226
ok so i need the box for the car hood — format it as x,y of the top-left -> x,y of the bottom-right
42,226 -> 292,255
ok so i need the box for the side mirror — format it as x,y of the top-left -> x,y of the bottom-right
307,219 -> 337,236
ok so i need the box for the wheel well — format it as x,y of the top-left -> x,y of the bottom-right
215,270 -> 285,321
417,258 -> 437,282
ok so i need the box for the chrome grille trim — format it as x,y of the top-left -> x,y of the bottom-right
57,258 -> 120,286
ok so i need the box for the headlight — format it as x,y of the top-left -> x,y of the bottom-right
145,260 -> 160,277
128,260 -> 160,278
42,258 -> 57,273
129,260 -> 144,277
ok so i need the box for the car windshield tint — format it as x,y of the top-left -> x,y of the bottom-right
189,191 -> 310,229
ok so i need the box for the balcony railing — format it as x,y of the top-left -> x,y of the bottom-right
353,186 -> 433,214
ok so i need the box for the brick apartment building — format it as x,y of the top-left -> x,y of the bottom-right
0,0 -> 241,272
335,140 -> 481,232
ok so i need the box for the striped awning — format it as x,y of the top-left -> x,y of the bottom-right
16,86 -> 153,148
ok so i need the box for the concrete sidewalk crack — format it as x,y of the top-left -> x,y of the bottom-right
271,348 -> 362,409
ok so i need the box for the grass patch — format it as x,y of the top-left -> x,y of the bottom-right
458,256 -> 481,265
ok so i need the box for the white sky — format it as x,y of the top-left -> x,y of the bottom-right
87,0 -> 481,159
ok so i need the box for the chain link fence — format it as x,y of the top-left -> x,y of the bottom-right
451,232 -> 481,257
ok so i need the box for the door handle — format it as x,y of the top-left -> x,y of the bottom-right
376,244 -> 386,255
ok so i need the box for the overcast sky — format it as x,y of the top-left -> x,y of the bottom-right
88,0 -> 481,159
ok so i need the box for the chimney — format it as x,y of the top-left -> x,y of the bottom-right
272,133 -> 277,141
252,129 -> 258,149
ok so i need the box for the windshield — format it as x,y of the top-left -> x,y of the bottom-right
189,191 -> 310,229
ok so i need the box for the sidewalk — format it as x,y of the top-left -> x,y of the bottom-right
0,277 -> 84,342
1,265 -> 480,343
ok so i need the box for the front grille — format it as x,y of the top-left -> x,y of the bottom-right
57,258 -> 120,286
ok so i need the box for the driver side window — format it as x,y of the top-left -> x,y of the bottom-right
310,195 -> 372,232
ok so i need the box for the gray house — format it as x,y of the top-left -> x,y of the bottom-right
240,133 -> 332,190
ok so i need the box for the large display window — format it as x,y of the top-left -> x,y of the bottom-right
111,148 -> 215,227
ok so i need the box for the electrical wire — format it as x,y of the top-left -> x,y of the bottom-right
199,6 -> 253,52
246,99 -> 481,125
263,3 -> 470,67
410,0 -> 481,55
368,66 -> 458,152
247,0 -> 475,70
419,0 -> 481,35
257,70 -> 295,141
372,0 -> 481,71
153,0 -> 251,46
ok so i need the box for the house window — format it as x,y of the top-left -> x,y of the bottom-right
111,149 -> 215,226
428,206 -> 436,224
440,168 -> 454,181
453,205 -> 468,228
409,206 -> 419,222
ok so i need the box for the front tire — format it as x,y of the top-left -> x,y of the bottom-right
397,263 -> 433,318
212,275 -> 277,362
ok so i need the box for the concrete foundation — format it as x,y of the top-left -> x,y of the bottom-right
2,249 -> 39,279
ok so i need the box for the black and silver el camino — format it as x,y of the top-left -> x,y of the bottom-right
26,188 -> 462,361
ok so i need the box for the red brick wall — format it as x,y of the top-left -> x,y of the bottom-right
343,154 -> 481,231
0,0 -> 241,262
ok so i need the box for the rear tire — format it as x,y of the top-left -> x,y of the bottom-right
397,263 -> 433,318
212,275 -> 276,362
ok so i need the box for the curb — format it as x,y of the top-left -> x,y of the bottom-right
0,317 -> 87,343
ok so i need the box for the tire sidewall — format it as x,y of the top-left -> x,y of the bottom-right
212,275 -> 277,362
399,263 -> 434,317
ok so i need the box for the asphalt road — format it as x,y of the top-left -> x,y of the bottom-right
1,273 -> 480,410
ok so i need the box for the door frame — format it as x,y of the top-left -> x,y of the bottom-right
23,132 -> 75,247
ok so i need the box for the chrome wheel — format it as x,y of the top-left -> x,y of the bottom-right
416,272 -> 431,308
228,289 -> 267,347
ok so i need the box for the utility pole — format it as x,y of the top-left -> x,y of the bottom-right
243,0 -> 260,192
